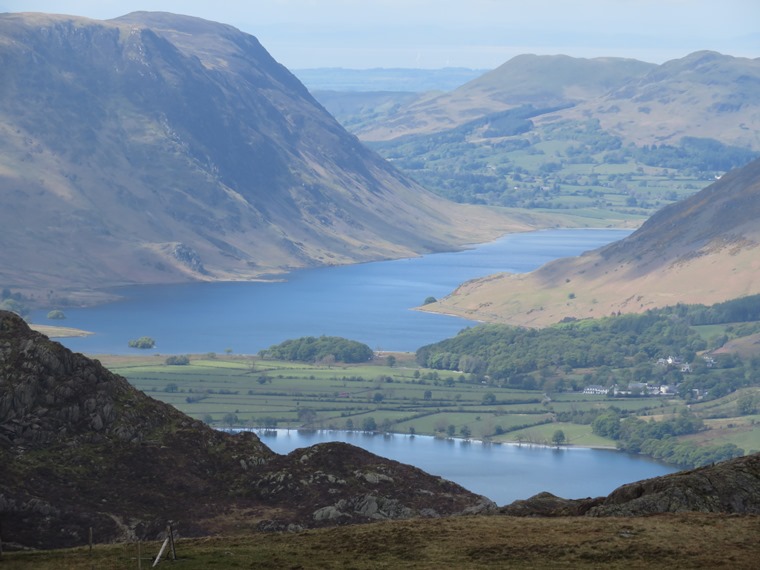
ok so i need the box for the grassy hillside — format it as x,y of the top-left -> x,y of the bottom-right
5,513 -> 760,569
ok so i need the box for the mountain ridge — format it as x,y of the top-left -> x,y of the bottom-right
353,51 -> 760,152
354,54 -> 656,141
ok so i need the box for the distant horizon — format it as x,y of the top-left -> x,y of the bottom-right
0,1 -> 757,69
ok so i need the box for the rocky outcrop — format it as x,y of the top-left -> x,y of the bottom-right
0,311 -> 493,549
499,492 -> 602,517
587,453 -> 760,516
499,453 -> 760,518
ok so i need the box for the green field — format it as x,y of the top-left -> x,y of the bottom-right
102,352 -> 760,464
103,355 -> 644,446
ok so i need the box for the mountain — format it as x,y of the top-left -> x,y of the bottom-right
354,54 -> 656,141
353,51 -> 760,153
538,51 -> 760,150
0,12 -> 518,304
0,310 -> 493,549
423,156 -> 760,326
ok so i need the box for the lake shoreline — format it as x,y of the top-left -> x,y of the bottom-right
241,426 -> 622,453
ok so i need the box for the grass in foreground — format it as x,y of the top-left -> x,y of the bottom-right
5,514 -> 760,569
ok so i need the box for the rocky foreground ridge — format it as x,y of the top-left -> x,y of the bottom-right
0,310 -> 493,550
501,452 -> 760,517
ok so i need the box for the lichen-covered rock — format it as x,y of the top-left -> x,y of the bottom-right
587,453 -> 760,516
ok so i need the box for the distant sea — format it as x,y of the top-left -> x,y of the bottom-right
34,229 -> 631,355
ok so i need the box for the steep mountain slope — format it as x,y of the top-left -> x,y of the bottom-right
355,54 -> 655,141
540,51 -> 760,150
0,310 -> 493,549
0,12 -> 519,303
424,157 -> 760,326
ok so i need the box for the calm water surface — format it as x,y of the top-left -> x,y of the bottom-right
37,229 -> 630,355
244,429 -> 676,506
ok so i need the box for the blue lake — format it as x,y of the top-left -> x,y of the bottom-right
241,429 -> 677,506
36,228 -> 630,355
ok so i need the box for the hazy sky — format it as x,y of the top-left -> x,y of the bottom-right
1,1 -> 758,69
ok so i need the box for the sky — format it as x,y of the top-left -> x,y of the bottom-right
1,0 -> 758,69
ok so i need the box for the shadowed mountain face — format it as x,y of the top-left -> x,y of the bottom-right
426,157 -> 760,326
0,12 -> 516,300
0,310 -> 494,549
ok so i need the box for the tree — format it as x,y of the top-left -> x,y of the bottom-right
423,390 -> 433,400
164,383 -> 179,393
423,296 -> 437,305
737,394 -> 756,416
446,424 -> 456,438
345,418 -> 354,430
362,417 -> 377,432
298,408 -> 318,426
552,429 -> 566,446
46,309 -> 66,320
482,392 -> 496,405
386,355 -> 396,367
461,425 -> 472,439
373,392 -> 384,403
202,414 -> 214,424
223,412 -> 239,427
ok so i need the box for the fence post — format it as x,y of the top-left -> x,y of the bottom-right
168,524 -> 177,561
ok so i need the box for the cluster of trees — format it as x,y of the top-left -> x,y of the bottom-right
592,409 -> 744,468
659,294 -> 760,326
416,314 -> 702,383
624,137 -> 757,172
128,336 -> 155,349
417,296 -> 760,397
165,355 -> 190,365
259,335 -> 373,364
